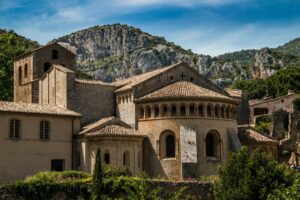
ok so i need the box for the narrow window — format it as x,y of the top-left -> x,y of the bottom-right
139,107 -> 144,119
154,106 -> 159,117
162,105 -> 168,117
104,152 -> 110,164
145,106 -> 151,118
189,105 -> 195,116
206,131 -> 220,158
207,105 -> 212,117
24,64 -> 28,78
52,49 -> 58,59
9,119 -> 20,139
215,106 -> 219,117
198,105 -> 204,116
171,105 -> 177,116
18,66 -> 22,84
40,121 -> 50,140
138,151 -> 141,168
51,159 -> 65,171
166,134 -> 175,158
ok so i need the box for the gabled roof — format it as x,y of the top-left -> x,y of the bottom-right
136,81 -> 237,103
113,62 -> 189,93
79,116 -> 145,137
0,101 -> 81,117
238,126 -> 278,145
14,42 -> 76,60
40,64 -> 75,81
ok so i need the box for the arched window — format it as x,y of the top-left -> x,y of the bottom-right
154,105 -> 159,117
189,104 -> 195,116
123,151 -> 130,167
215,105 -> 219,118
207,105 -> 212,117
24,64 -> 28,78
104,152 -> 110,164
44,62 -> 52,72
206,130 -> 220,158
180,105 -> 186,116
162,105 -> 168,117
171,105 -> 177,116
52,49 -> 58,59
139,107 -> 144,119
145,106 -> 151,118
18,66 -> 22,84
198,105 -> 203,117
159,130 -> 176,159
75,151 -> 80,167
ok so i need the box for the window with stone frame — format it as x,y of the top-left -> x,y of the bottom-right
9,119 -> 20,139
24,64 -> 28,78
180,105 -> 186,116
166,134 -> 175,157
159,130 -> 176,159
205,130 -> 221,158
40,121 -> 50,140
104,152 -> 110,164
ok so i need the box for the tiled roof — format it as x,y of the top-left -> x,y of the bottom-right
0,101 -> 81,117
238,126 -> 278,145
225,88 -> 243,98
75,79 -> 115,87
136,81 -> 236,103
86,124 -> 145,137
80,116 -> 122,134
53,64 -> 75,73
113,62 -> 183,92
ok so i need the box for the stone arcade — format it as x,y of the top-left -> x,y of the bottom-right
0,43 -> 275,183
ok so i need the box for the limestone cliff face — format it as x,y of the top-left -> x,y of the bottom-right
53,24 -> 300,86
53,24 -> 250,87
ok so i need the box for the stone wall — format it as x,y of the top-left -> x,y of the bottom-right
116,92 -> 136,127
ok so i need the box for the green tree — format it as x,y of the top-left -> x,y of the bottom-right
214,147 -> 293,200
92,148 -> 103,200
0,29 -> 39,101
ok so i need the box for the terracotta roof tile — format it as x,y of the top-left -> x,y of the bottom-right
0,101 -> 81,117
75,79 -> 115,87
136,81 -> 236,103
238,126 -> 278,145
86,124 -> 145,137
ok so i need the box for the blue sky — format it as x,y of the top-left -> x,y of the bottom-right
1,0 -> 300,56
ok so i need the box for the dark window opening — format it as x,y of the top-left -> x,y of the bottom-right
189,105 -> 195,116
206,132 -> 220,158
40,121 -> 50,140
104,153 -> 110,164
154,106 -> 159,117
254,108 -> 268,116
170,76 -> 173,80
51,159 -> 64,171
162,106 -> 168,117
75,151 -> 80,167
190,77 -> 194,81
24,64 -> 28,78
215,106 -> 219,117
207,106 -> 212,117
18,66 -> 22,84
198,105 -> 204,116
146,106 -> 151,118
123,151 -> 130,167
9,119 -> 20,139
171,105 -> 177,116
180,105 -> 186,116
139,108 -> 144,119
166,134 -> 175,158
44,62 -> 52,72
52,50 -> 58,59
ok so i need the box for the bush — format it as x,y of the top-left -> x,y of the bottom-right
24,171 -> 91,183
103,164 -> 132,178
214,147 -> 293,200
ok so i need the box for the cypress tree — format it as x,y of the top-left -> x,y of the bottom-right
93,148 -> 103,200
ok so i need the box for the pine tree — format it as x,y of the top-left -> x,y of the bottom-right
92,148 -> 103,200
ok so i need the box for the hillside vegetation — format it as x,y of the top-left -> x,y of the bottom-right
0,29 -> 39,101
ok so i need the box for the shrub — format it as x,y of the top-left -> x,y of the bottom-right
92,148 -> 103,200
103,164 -> 132,178
214,147 -> 293,200
24,171 -> 91,183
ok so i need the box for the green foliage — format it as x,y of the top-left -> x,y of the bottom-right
232,66 -> 300,99
24,171 -> 91,183
93,148 -> 103,200
267,173 -> 300,200
103,164 -> 132,178
216,49 -> 257,63
0,29 -> 39,101
123,179 -> 161,200
214,147 -> 293,200
255,115 -> 272,134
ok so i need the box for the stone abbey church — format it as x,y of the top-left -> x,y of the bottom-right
0,42 -> 276,183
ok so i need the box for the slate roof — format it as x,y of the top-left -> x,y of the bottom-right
79,116 -> 145,137
238,126 -> 278,145
136,81 -> 237,103
0,101 -> 81,117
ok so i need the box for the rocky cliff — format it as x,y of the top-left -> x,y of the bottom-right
53,24 -> 300,86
